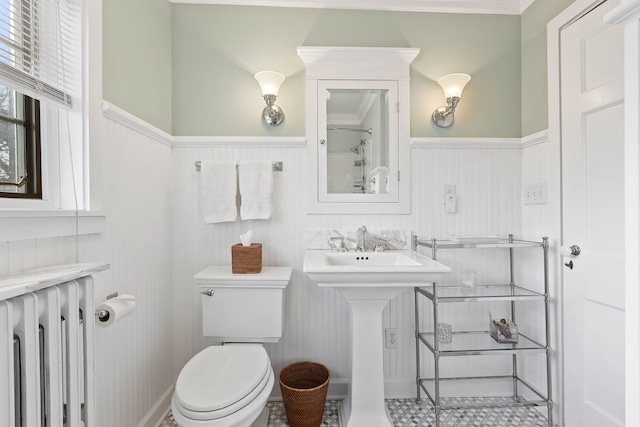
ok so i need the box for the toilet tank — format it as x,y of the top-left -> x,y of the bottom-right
195,266 -> 292,343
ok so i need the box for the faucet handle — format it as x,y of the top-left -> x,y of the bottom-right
328,236 -> 348,252
373,240 -> 385,252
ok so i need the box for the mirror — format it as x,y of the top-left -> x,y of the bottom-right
317,80 -> 399,205
298,46 -> 418,214
325,88 -> 390,195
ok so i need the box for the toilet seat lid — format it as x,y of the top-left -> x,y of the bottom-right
174,345 -> 270,413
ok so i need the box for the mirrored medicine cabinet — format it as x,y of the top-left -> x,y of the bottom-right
298,47 -> 419,214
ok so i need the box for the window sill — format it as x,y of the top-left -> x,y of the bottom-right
0,210 -> 107,242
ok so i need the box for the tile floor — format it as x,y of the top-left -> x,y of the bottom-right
161,398 -> 554,426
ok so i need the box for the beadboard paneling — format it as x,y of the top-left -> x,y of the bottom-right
94,117 -> 174,427
0,115 -> 175,427
0,109 -> 557,422
172,142 -> 524,396
170,145 -> 353,380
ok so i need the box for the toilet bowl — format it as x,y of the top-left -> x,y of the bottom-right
171,266 -> 292,427
171,345 -> 274,427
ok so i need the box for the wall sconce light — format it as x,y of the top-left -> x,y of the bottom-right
255,71 -> 285,126
432,73 -> 471,128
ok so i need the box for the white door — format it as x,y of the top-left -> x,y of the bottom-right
560,1 -> 625,426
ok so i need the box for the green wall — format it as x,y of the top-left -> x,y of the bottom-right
103,0 -> 173,134
521,0 -> 575,135
101,0 -> 575,138
171,5 -> 521,137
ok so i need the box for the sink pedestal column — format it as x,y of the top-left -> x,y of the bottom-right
305,249 -> 451,426
337,287 -> 405,427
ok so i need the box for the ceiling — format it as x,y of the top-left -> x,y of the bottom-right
170,0 -> 536,15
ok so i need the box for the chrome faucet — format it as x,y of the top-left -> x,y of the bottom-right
328,236 -> 348,252
328,231 -> 349,252
356,226 -> 367,252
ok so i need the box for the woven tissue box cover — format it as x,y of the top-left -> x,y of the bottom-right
231,243 -> 262,274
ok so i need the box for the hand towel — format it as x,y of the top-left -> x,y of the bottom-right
239,161 -> 272,220
200,160 -> 238,223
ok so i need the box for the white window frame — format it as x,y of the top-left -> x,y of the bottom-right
0,0 -> 85,211
0,0 -> 105,242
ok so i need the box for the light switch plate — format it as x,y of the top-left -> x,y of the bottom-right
524,183 -> 548,205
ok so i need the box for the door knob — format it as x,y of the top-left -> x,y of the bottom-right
560,244 -> 581,256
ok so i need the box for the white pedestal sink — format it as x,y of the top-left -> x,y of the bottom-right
303,250 -> 451,427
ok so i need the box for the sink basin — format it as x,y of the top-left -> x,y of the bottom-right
303,249 -> 451,427
303,249 -> 451,288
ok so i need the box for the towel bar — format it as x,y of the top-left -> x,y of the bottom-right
194,161 -> 283,172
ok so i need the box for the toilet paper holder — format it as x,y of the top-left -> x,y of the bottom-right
95,292 -> 119,321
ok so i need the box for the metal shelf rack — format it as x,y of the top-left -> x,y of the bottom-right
412,234 -> 552,426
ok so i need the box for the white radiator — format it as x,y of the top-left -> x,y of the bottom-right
0,268 -> 101,427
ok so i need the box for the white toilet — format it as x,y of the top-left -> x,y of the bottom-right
171,266 -> 292,427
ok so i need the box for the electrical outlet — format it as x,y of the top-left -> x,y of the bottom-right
385,328 -> 398,348
444,184 -> 457,213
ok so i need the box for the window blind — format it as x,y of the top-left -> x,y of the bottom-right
0,0 -> 78,107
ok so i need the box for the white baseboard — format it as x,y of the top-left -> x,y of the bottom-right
141,383 -> 175,427
384,379 -> 419,399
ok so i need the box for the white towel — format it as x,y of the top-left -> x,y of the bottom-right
239,161 -> 272,220
200,160 -> 238,223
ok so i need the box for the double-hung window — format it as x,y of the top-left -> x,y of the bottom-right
0,85 -> 41,197
0,0 -> 79,205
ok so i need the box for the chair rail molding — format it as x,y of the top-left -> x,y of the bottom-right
102,101 -> 306,149
102,102 -> 173,146
410,137 -> 523,149
172,136 -> 306,148
521,130 -> 549,148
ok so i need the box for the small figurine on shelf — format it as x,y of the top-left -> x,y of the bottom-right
489,312 -> 519,343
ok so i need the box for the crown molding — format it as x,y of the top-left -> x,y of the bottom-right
519,0 -> 535,13
170,0 -> 524,15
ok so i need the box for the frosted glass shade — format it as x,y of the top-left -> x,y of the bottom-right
437,73 -> 471,98
255,71 -> 285,96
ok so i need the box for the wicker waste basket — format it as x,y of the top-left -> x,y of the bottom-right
278,361 -> 330,427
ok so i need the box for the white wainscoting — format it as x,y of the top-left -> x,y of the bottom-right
1,96 -> 551,427
103,101 -> 557,420
0,112 -> 175,427
172,138 -> 525,397
94,115 -> 174,427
